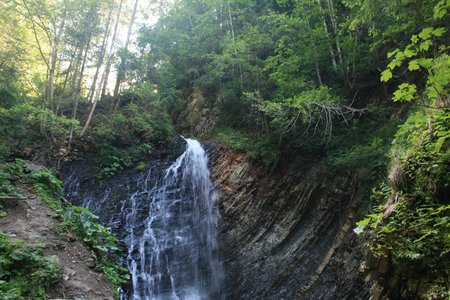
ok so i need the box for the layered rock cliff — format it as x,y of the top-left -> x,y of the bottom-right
61,137 -> 371,299
209,144 -> 370,299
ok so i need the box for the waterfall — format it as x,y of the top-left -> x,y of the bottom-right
63,138 -> 223,299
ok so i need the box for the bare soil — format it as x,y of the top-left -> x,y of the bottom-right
0,183 -> 115,300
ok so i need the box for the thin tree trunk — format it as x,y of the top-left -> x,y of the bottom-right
61,45 -> 78,96
66,45 -> 84,152
113,0 -> 139,101
307,18 -> 323,85
67,37 -> 91,149
325,0 -> 343,68
227,1 -> 236,43
67,98 -> 79,152
68,46 -> 83,98
316,0 -> 337,72
80,72 -> 106,137
102,0 -> 124,97
227,1 -> 243,90
87,5 -> 113,103
75,35 -> 91,97
48,10 -> 67,110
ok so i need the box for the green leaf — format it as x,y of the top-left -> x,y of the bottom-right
404,47 -> 417,58
419,27 -> 434,40
435,137 -> 447,152
393,83 -> 417,102
408,60 -> 420,71
410,35 -> 419,44
419,40 -> 432,51
387,49 -> 400,58
356,218 -> 370,227
381,69 -> 393,82
417,58 -> 433,69
388,59 -> 403,70
432,27 -> 446,37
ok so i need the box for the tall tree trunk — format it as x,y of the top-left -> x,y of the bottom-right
67,37 -> 91,150
113,0 -> 139,102
227,1 -> 243,90
316,0 -> 337,72
48,10 -> 67,111
307,19 -> 323,85
87,5 -> 113,103
325,0 -> 343,68
61,45 -> 79,97
80,72 -> 106,137
75,35 -> 92,97
102,0 -> 124,97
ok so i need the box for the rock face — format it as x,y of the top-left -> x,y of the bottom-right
208,143 -> 370,299
176,90 -> 219,138
61,137 -> 370,299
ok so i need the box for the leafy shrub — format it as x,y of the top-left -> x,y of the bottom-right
327,137 -> 388,169
29,168 -> 63,195
0,233 -> 60,299
0,103 -> 78,158
92,100 -> 173,177
216,127 -> 279,168
62,207 -> 129,290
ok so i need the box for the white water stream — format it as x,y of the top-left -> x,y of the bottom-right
124,138 -> 223,299
65,138 -> 223,299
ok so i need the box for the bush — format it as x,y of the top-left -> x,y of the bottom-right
0,103 -> 78,159
216,127 -> 280,168
62,207 -> 129,290
92,100 -> 173,178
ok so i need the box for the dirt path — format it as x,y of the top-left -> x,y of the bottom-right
0,183 -> 115,300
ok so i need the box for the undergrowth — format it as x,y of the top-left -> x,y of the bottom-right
0,233 -> 59,299
356,109 -> 450,299
215,127 -> 280,169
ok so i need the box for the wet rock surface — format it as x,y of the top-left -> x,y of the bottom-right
208,143 -> 370,299
61,137 -> 371,299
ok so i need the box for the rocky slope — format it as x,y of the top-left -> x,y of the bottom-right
0,183 -> 114,299
209,143 -> 370,299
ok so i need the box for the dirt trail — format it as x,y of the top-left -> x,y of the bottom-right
0,183 -> 115,300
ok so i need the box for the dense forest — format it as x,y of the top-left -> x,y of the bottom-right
0,0 -> 449,299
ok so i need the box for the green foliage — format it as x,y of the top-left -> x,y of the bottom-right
92,99 -> 173,178
373,202 -> 449,261
216,127 -> 280,168
327,137 -> 388,169
0,233 -> 60,299
29,168 -> 63,195
64,207 -> 118,253
357,106 -> 450,297
0,102 -> 78,158
0,159 -> 27,196
391,110 -> 450,202
62,207 -> 129,290
136,162 -> 148,172
380,5 -> 450,107
29,167 -> 129,291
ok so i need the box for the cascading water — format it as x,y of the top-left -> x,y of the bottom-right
63,138 -> 223,299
